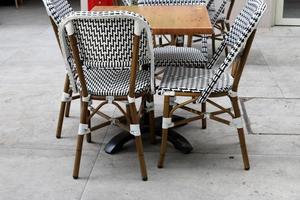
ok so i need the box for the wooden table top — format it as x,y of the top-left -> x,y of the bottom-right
91,6 -> 213,35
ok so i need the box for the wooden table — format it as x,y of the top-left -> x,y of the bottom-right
91,5 -> 212,154
92,5 -> 213,35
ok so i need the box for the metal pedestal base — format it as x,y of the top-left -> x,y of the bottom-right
104,115 -> 193,154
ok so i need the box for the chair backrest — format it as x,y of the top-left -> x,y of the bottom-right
197,0 -> 266,103
207,0 -> 235,21
58,11 -> 155,95
209,0 -> 229,25
137,0 -> 205,6
42,0 -> 77,91
42,0 -> 74,26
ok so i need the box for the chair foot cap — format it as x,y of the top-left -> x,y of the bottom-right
142,177 -> 148,181
73,176 -> 78,179
244,167 -> 250,171
56,136 -> 61,139
157,165 -> 163,169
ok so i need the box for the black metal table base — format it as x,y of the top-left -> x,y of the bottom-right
104,116 -> 193,154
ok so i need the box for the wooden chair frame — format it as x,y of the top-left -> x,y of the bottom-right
48,17 -> 83,140
61,14 -> 156,181
158,30 -> 256,170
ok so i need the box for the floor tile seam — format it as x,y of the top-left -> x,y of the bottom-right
140,151 -> 300,158
239,96 -> 300,100
79,108 -> 116,200
0,60 -> 64,66
0,144 -> 99,152
251,132 -> 300,136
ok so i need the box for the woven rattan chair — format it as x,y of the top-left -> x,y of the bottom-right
157,0 -> 266,170
42,0 -> 83,140
58,11 -> 156,181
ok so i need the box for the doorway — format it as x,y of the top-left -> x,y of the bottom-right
276,0 -> 300,25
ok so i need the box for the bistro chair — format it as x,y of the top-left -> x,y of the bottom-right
42,0 -> 84,140
157,0 -> 266,170
58,11 -> 156,181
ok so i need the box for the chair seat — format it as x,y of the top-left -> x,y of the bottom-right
154,46 -> 207,68
158,66 -> 233,94
81,68 -> 151,96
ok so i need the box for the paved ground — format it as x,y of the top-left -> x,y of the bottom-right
1,1 -> 300,200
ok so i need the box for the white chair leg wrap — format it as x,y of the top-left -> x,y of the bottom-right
231,117 -> 243,129
228,90 -> 238,98
130,124 -> 141,136
203,112 -> 211,119
78,123 -> 90,135
127,96 -> 135,104
82,95 -> 90,102
146,101 -> 154,112
164,91 -> 175,96
61,92 -> 72,102
170,96 -> 177,106
162,117 -> 174,129
106,96 -> 114,104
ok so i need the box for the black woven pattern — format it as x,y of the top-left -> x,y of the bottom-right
58,11 -> 155,96
209,0 -> 228,25
81,68 -> 151,96
154,46 -> 207,68
158,0 -> 266,103
157,66 -> 233,94
42,0 -> 73,25
138,0 -> 205,5
196,0 -> 266,103
68,11 -> 150,70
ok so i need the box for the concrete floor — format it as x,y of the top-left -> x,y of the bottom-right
1,1 -> 300,200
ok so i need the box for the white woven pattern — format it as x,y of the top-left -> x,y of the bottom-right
58,11 -> 155,96
158,66 -> 233,94
81,68 -> 151,96
154,46 -> 207,68
42,0 -> 73,25
196,0 -> 267,103
138,0 -> 205,5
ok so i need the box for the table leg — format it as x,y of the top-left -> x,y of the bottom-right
104,115 -> 193,154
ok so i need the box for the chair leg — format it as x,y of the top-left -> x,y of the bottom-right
201,102 -> 207,129
73,135 -> 84,179
86,109 -> 92,143
147,94 -> 156,144
129,102 -> 148,181
187,35 -> 193,47
221,21 -> 229,56
65,90 -> 73,117
211,32 -> 216,55
230,96 -> 250,170
56,101 -> 66,139
73,101 -> 89,179
135,136 -> 148,181
56,75 -> 70,139
15,0 -> 19,8
158,95 -> 170,168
